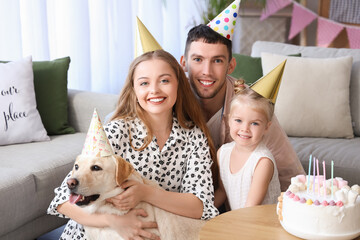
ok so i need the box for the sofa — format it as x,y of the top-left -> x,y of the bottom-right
0,89 -> 118,240
250,41 -> 360,187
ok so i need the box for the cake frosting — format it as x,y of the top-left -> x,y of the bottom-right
277,175 -> 360,240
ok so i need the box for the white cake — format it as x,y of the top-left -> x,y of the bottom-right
277,175 -> 360,240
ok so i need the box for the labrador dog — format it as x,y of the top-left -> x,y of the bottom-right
66,154 -> 205,240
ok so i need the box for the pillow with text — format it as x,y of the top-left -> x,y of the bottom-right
0,57 -> 50,145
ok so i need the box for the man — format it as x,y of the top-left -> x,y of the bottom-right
180,24 -> 305,191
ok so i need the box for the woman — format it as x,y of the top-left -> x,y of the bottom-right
48,50 -> 218,240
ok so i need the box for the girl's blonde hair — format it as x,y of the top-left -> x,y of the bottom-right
230,79 -> 274,122
110,50 -> 218,185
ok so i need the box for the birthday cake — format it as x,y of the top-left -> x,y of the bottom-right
277,174 -> 360,240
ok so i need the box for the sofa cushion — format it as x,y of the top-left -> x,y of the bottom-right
230,54 -> 263,85
68,89 -> 118,133
0,168 -> 37,236
261,52 -> 353,138
251,41 -> 360,136
289,137 -> 360,187
1,215 -> 67,240
0,133 -> 86,217
0,57 -> 50,146
32,57 -> 75,135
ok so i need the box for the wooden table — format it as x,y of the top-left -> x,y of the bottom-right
199,204 -> 301,240
199,204 -> 360,240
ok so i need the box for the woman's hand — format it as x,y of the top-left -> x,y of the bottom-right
108,208 -> 160,240
107,180 -> 150,211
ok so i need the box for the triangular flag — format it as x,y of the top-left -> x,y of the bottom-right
346,26 -> 360,49
288,2 -> 317,40
250,60 -> 286,104
317,17 -> 344,47
207,0 -> 241,40
260,0 -> 292,21
135,17 -> 162,58
82,109 -> 113,157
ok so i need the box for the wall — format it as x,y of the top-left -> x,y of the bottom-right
232,0 -> 320,54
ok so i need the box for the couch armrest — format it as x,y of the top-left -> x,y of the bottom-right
67,89 -> 118,133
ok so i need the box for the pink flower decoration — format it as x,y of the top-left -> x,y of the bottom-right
297,175 -> 306,183
338,180 -> 348,189
336,201 -> 344,207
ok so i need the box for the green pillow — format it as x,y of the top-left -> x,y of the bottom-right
32,57 -> 75,135
230,53 -> 301,85
230,54 -> 263,85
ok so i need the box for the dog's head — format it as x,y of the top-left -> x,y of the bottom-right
67,154 -> 134,206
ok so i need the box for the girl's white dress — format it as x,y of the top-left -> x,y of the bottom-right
219,141 -> 281,210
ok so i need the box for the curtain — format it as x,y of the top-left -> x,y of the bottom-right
0,0 -> 205,94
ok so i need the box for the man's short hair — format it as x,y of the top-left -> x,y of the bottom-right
184,24 -> 232,61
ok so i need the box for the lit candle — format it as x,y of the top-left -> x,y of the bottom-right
313,156 -> 316,194
316,158 -> 320,196
331,160 -> 334,199
323,161 -> 326,197
307,155 -> 312,193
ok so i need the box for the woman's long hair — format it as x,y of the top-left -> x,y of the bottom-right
110,50 -> 218,187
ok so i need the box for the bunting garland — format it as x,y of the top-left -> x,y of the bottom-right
260,0 -> 292,21
288,2 -> 317,40
346,27 -> 360,49
317,17 -> 343,47
260,0 -> 360,49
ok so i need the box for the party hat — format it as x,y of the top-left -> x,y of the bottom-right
81,109 -> 113,157
135,17 -> 162,58
250,60 -> 287,104
207,0 -> 241,40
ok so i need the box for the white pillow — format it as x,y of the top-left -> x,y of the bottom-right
261,52 -> 353,138
0,56 -> 50,145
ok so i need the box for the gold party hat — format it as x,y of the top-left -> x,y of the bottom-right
81,109 -> 113,157
135,17 -> 162,58
207,0 -> 241,40
250,60 -> 286,104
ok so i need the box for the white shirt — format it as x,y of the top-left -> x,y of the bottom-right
219,141 -> 281,210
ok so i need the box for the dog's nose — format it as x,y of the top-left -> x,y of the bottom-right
67,178 -> 79,190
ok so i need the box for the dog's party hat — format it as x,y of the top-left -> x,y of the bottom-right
207,0 -> 241,40
135,16 -> 162,58
250,60 -> 287,104
82,109 -> 113,157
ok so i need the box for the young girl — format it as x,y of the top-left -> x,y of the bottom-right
48,50 -> 218,240
214,79 -> 281,210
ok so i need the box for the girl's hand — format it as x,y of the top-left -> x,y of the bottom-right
108,208 -> 160,240
107,180 -> 150,211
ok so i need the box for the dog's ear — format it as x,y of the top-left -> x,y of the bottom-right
114,155 -> 134,185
